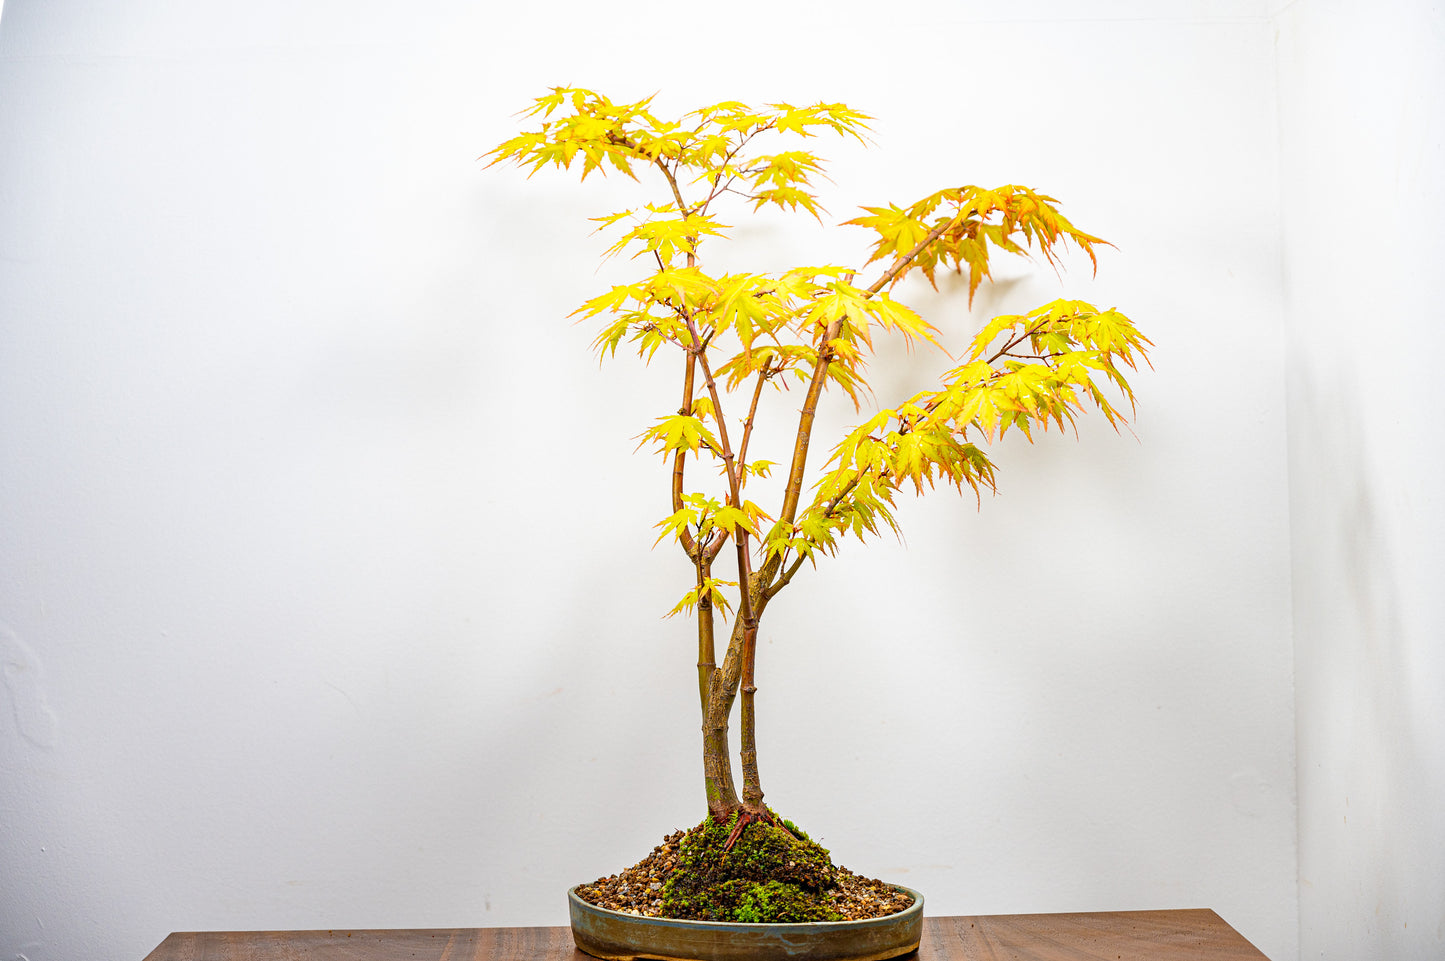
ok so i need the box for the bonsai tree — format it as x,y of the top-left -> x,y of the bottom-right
487,88 -> 1150,916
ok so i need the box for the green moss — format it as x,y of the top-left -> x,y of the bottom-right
660,814 -> 840,923
734,880 -> 842,923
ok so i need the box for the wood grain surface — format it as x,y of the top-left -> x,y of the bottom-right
143,909 -> 1269,961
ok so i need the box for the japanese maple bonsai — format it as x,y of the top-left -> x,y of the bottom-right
487,88 -> 1150,927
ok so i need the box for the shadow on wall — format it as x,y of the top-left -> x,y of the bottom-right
1290,362 -> 1436,955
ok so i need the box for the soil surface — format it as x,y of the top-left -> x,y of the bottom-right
574,828 -> 915,922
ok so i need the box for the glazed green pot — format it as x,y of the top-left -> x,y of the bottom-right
567,885 -> 923,961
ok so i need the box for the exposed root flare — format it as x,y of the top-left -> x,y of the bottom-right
720,806 -> 784,851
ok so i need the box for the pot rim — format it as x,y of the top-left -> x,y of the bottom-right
567,883 -> 924,931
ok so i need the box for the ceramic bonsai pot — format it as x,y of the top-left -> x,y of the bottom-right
567,885 -> 924,961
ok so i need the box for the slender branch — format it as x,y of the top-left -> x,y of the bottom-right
711,185 -> 758,203
675,300 -> 755,619
704,527 -> 731,564
601,126 -> 687,217
735,367 -> 771,485
655,156 -> 693,219
983,319 -> 1050,366
673,352 -> 700,560
818,474 -> 864,523
773,213 -> 970,529
766,552 -> 809,601
764,471 -> 865,602
1002,350 -> 1064,362
777,319 -> 841,526
695,553 -> 716,717
649,154 -> 709,271
700,126 -> 770,215
697,355 -> 754,586
602,128 -> 703,267
864,211 -> 968,296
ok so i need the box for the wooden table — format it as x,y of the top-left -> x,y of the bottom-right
144,909 -> 1270,960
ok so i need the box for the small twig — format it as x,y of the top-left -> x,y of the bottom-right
864,212 -> 967,296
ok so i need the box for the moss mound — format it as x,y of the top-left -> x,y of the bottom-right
660,814 -> 842,923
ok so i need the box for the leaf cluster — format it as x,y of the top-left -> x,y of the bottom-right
846,185 -> 1105,305
486,88 -> 1149,620
486,86 -> 868,221
778,299 -> 1150,566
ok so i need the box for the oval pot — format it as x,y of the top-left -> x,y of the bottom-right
568,884 -> 923,961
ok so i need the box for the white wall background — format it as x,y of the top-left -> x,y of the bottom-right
0,2 -> 1433,960
1276,1 -> 1445,959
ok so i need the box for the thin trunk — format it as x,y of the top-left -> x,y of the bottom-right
703,610 -> 746,820
739,646 -> 762,808
732,601 -> 762,812
703,715 -> 741,818
696,585 -> 716,717
732,369 -> 772,811
696,559 -> 734,815
679,353 -> 715,719
737,553 -> 783,809
701,553 -> 783,819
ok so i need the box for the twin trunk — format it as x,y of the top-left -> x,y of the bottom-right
697,572 -> 773,821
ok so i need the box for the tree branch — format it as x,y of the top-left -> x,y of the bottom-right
700,126 -> 771,215
673,351 -> 700,560
864,211 -> 967,296
777,321 -> 840,526
983,319 -> 1050,366
735,367 -> 771,486
773,214 -> 968,530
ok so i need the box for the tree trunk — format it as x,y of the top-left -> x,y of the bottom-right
701,565 -> 781,820
702,614 -> 745,820
739,678 -> 763,809
697,586 -> 740,819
